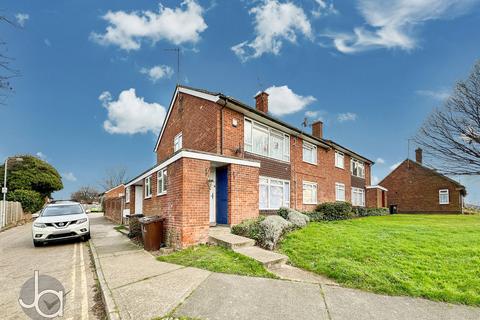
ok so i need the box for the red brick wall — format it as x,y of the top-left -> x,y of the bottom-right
104,185 -> 125,199
366,188 -> 387,208
156,93 -> 220,163
381,160 -> 463,213
221,108 -> 244,157
104,184 -> 125,223
228,164 -> 260,225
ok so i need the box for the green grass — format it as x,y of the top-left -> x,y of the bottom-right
157,245 -> 276,278
280,214 -> 480,305
113,225 -> 127,231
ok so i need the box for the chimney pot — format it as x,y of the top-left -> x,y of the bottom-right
255,92 -> 269,113
415,148 -> 423,164
312,121 -> 323,139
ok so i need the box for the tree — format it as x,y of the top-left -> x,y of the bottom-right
0,16 -> 19,103
415,60 -> 480,175
100,166 -> 128,191
0,155 -> 63,212
71,186 -> 100,204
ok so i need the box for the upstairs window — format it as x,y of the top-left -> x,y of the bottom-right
439,189 -> 449,204
335,183 -> 345,201
351,159 -> 365,178
303,181 -> 318,204
125,186 -> 130,203
244,118 -> 290,162
351,187 -> 365,207
145,176 -> 152,199
174,132 -> 183,152
157,169 -> 168,195
302,141 -> 317,165
335,151 -> 344,169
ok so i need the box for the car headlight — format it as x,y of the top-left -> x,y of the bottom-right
33,222 -> 47,228
76,218 -> 88,224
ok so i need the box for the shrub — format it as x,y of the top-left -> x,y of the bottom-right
128,216 -> 143,242
353,207 -> 389,217
287,210 -> 310,228
231,216 -> 265,241
277,207 -> 290,219
315,202 -> 352,221
307,211 -> 324,222
7,189 -> 44,213
258,215 -> 292,250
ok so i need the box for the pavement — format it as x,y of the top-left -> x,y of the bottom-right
0,217 -> 99,319
89,213 -> 480,320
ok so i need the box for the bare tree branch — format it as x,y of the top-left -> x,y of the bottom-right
415,60 -> 480,175
71,186 -> 100,204
99,167 -> 129,191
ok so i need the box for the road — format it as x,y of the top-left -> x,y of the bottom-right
0,219 -> 101,319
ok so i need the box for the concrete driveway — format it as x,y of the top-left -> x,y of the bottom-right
0,220 -> 100,319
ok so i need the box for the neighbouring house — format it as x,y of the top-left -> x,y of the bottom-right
380,148 -> 467,214
103,184 -> 126,224
124,86 -> 385,248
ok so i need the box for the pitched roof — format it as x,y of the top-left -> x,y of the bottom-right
155,85 -> 373,164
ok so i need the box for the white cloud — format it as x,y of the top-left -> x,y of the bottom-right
312,0 -> 338,18
100,88 -> 166,134
15,13 -> 29,27
372,176 -> 380,184
36,152 -> 47,160
390,161 -> 402,170
140,65 -> 174,82
416,89 -> 450,101
90,0 -> 207,51
232,0 -> 312,61
44,39 -> 51,47
375,157 -> 385,164
305,110 -> 319,118
337,112 -> 357,122
265,85 -> 316,116
62,172 -> 77,182
330,0 -> 478,53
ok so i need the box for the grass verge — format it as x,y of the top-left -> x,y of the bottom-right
280,214 -> 480,305
157,245 -> 276,278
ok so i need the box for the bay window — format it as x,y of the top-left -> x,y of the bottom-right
303,181 -> 318,204
259,177 -> 290,210
156,168 -> 168,195
302,141 -> 317,164
335,151 -> 344,169
439,189 -> 449,204
335,183 -> 345,201
351,187 -> 365,207
244,118 -> 290,162
351,159 -> 365,178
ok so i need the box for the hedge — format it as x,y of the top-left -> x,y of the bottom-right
7,189 -> 44,213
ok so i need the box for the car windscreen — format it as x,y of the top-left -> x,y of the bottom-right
42,205 -> 83,217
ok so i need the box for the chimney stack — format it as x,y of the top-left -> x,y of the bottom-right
312,121 -> 323,139
415,148 -> 423,164
255,91 -> 269,113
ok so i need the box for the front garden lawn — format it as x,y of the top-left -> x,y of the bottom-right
157,245 -> 276,278
280,214 -> 480,305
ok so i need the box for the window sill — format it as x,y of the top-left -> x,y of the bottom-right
335,199 -> 345,202
439,203 -> 449,205
245,151 -> 290,164
157,192 -> 167,197
303,160 -> 317,166
144,196 -> 152,199
351,175 -> 365,179
303,202 -> 318,205
335,165 -> 344,170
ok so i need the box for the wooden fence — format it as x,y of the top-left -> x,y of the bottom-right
0,201 -> 30,229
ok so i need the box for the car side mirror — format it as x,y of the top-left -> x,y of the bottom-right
31,213 -> 39,219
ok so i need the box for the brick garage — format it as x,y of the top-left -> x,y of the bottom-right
103,184 -> 125,224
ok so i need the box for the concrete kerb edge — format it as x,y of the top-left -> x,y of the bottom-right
89,239 -> 121,320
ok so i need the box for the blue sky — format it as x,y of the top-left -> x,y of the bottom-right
1,0 -> 479,204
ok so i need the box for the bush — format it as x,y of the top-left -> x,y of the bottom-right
277,207 -> 290,219
128,216 -> 143,242
7,189 -> 44,213
258,215 -> 292,250
287,210 -> 310,228
315,202 -> 352,221
307,211 -> 324,222
353,207 -> 389,217
231,216 -> 265,241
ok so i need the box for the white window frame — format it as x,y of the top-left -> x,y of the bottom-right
302,181 -> 318,205
144,176 -> 152,199
351,187 -> 365,207
259,176 -> 290,210
335,151 -> 344,169
156,168 -> 167,196
335,183 -> 345,201
244,118 -> 290,162
125,186 -> 130,203
439,189 -> 449,205
174,132 -> 183,152
350,159 -> 365,178
302,141 -> 317,165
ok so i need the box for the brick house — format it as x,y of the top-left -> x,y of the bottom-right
380,148 -> 466,214
124,86 -> 384,248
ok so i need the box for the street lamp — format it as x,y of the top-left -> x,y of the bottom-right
1,157 -> 23,228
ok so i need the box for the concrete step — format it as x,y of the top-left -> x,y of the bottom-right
208,233 -> 256,249
234,246 -> 288,267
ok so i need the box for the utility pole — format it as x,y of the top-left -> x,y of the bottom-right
165,48 -> 180,84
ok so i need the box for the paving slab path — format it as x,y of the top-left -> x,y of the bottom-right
89,214 -> 480,320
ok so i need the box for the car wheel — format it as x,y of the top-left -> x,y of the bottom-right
82,233 -> 91,242
33,240 -> 42,247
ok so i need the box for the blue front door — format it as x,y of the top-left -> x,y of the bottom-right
216,166 -> 228,224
